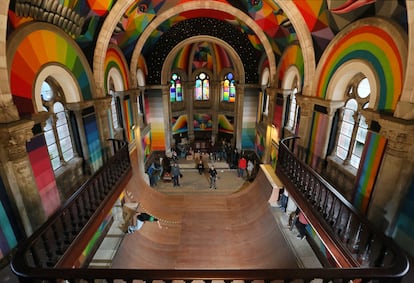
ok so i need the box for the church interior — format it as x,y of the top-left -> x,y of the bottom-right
0,0 -> 413,282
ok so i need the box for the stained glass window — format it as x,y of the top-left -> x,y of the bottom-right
222,72 -> 236,102
194,72 -> 209,101
170,73 -> 183,102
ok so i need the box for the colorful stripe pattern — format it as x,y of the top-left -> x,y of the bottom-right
277,43 -> 304,87
394,179 -> 414,256
218,114 -> 234,134
83,113 -> 103,173
27,135 -> 61,217
123,97 -> 135,142
0,178 -> 19,261
172,115 -> 188,134
147,94 -> 165,151
307,112 -> 330,167
353,132 -> 387,213
241,93 -> 258,149
9,26 -> 93,116
316,25 -> 404,111
104,46 -> 130,92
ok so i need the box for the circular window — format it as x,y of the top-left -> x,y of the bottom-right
357,78 -> 370,99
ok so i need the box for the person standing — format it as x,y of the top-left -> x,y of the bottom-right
246,159 -> 254,179
197,159 -> 204,175
171,163 -> 181,187
295,210 -> 308,240
238,155 -> 247,178
209,165 -> 218,189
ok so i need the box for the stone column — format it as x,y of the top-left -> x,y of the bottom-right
367,118 -> 414,235
235,84 -> 245,150
0,119 -> 45,235
261,87 -> 277,163
162,84 -> 172,153
295,95 -> 314,150
183,81 -> 194,142
67,102 -> 93,172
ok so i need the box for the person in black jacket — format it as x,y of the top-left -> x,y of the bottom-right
209,165 -> 218,189
197,159 -> 204,175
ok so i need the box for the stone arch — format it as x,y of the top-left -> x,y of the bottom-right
34,64 -> 82,113
326,60 -> 378,109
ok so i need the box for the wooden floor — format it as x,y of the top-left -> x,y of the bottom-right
111,152 -> 298,269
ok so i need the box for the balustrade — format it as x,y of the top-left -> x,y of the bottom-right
10,138 -> 409,283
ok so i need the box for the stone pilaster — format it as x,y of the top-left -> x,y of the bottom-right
161,84 -> 172,152
367,117 -> 414,235
262,87 -> 277,163
295,94 -> 314,150
235,84 -> 245,150
0,119 -> 45,236
94,96 -> 113,148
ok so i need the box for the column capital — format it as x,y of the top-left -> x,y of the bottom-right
0,119 -> 34,161
379,117 -> 414,158
94,96 -> 112,109
0,95 -> 20,122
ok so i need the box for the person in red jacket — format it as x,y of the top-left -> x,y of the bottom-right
238,155 -> 247,178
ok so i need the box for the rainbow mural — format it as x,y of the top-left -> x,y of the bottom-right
27,135 -> 61,217
353,132 -> 387,213
316,24 -> 405,111
172,115 -> 188,134
193,113 -> 212,131
218,114 -> 234,134
9,24 -> 94,115
307,112 -> 330,167
123,97 -> 135,142
83,113 -> 103,172
0,178 -> 20,260
104,46 -> 130,92
277,43 -> 304,87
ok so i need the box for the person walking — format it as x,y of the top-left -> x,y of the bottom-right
209,165 -> 218,189
171,163 -> 181,187
197,159 -> 204,175
295,210 -> 308,240
246,159 -> 254,179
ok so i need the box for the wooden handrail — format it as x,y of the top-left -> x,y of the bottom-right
10,137 -> 409,283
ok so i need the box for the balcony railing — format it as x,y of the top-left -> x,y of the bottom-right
10,138 -> 409,282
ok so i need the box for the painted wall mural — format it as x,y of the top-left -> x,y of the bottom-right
353,132 -> 387,213
0,178 -> 21,262
8,23 -> 94,116
104,46 -> 130,92
307,111 -> 330,167
218,115 -> 234,134
83,112 -> 103,172
241,92 -> 258,149
316,21 -> 406,112
193,114 -> 212,131
147,93 -> 165,151
27,135 -> 61,217
172,115 -> 188,135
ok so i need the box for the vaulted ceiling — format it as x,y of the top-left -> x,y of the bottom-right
8,0 -> 408,85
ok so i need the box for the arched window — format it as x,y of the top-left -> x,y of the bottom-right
170,73 -> 183,102
336,77 -> 370,168
221,72 -> 236,102
41,79 -> 75,170
287,87 -> 298,130
110,91 -> 119,130
194,72 -> 209,101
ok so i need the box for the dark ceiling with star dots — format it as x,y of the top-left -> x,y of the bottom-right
145,17 -> 261,85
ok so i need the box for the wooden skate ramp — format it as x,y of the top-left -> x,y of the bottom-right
112,162 -> 298,269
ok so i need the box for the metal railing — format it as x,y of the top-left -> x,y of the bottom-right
10,137 -> 409,283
